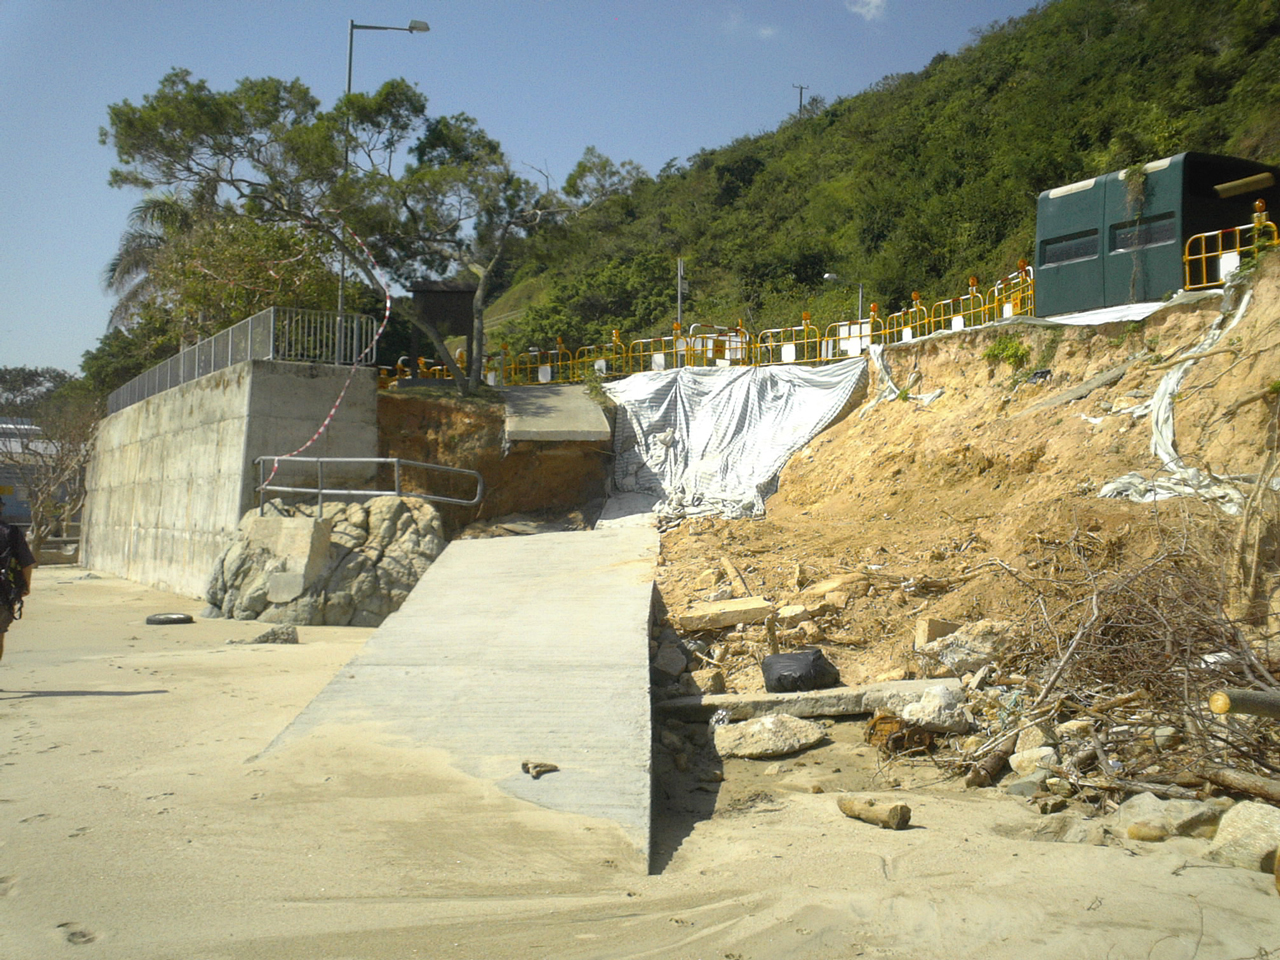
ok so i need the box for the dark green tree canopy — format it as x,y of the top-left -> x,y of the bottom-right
101,69 -> 556,393
493,0 -> 1280,353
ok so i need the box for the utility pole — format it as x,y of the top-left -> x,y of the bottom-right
677,258 -> 687,327
792,83 -> 808,117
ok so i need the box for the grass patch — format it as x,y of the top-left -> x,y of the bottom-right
983,333 -> 1031,370
1033,327 -> 1063,371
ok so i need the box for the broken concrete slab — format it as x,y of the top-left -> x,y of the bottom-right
656,677 -> 965,723
502,383 -> 612,442
674,596 -> 775,631
915,617 -> 961,647
775,604 -> 809,628
713,714 -> 827,759
1015,359 -> 1136,418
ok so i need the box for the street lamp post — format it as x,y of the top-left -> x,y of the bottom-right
337,18 -> 430,317
823,273 -> 864,321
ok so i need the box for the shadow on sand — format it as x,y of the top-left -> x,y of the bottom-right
1,689 -> 169,699
649,717 -> 723,874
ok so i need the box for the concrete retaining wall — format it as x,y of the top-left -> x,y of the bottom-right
83,361 -> 378,598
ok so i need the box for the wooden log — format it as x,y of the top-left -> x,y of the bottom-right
837,796 -> 912,830
966,736 -> 1015,788
1198,763 -> 1280,805
1046,767 -> 1203,801
720,556 -> 752,599
1208,688 -> 1280,722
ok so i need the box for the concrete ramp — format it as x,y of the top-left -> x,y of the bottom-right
502,383 -> 612,441
272,524 -> 658,858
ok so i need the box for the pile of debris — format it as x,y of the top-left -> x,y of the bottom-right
650,535 -> 1280,886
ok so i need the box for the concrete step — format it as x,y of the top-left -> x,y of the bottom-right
501,383 -> 612,442
269,523 -> 658,860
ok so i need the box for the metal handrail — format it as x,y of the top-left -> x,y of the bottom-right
108,308 -> 377,414
255,456 -> 484,514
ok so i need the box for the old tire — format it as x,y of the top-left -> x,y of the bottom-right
145,613 -> 194,625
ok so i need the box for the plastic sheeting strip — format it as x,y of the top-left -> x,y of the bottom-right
605,359 -> 868,520
1098,289 -> 1255,514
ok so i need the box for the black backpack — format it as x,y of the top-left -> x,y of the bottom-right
0,523 -> 24,619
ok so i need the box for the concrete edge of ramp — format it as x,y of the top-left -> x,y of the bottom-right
263,524 -> 659,865
502,383 -> 612,441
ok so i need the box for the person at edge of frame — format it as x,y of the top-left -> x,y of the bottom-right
0,496 -> 37,668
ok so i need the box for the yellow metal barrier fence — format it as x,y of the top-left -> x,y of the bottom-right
757,314 -> 822,365
573,332 -> 630,380
986,261 -> 1035,320
1185,200 -> 1278,291
931,277 -> 987,332
380,263 -> 1043,387
877,292 -> 930,345
685,323 -> 754,368
506,341 -> 573,384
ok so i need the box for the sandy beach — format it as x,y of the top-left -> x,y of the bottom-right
2,571 -> 1277,960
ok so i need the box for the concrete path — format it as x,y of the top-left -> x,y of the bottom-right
502,383 -> 612,441
271,523 -> 659,860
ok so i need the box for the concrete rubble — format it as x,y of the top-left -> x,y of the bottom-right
914,618 -> 1019,678
227,624 -> 300,645
1206,801 -> 1280,872
713,714 -> 828,759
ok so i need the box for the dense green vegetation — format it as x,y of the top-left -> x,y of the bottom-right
88,0 -> 1280,392
492,0 -> 1280,352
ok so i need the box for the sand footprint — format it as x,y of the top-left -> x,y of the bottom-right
57,923 -> 97,945
0,875 -> 14,896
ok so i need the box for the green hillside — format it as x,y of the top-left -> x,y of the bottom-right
492,0 -> 1280,353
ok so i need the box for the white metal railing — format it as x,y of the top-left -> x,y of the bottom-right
255,456 -> 484,512
107,308 -> 377,414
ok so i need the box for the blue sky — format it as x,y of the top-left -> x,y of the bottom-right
0,0 -> 1037,373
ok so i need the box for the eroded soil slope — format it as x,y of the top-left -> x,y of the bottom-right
656,256 -> 1280,692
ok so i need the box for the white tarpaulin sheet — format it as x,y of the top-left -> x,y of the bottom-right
1037,301 -> 1168,327
1098,289 -> 1259,514
605,359 -> 868,519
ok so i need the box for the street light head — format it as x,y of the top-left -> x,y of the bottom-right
408,19 -> 430,32
823,273 -> 839,282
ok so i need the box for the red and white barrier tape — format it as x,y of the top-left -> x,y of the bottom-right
261,227 -> 392,492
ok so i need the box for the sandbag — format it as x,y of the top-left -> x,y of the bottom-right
761,649 -> 841,693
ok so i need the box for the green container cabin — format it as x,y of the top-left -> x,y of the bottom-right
1035,153 -> 1280,317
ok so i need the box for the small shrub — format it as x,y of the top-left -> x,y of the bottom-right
983,333 -> 1031,370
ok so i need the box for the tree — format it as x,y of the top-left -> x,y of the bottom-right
102,185 -> 218,331
101,70 -> 555,395
89,215 -> 355,396
563,146 -> 647,205
0,372 -> 99,551
0,367 -> 74,416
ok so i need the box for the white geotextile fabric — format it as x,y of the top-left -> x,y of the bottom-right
605,359 -> 868,519
1037,301 -> 1168,327
1098,289 -> 1260,514
859,343 -> 945,417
